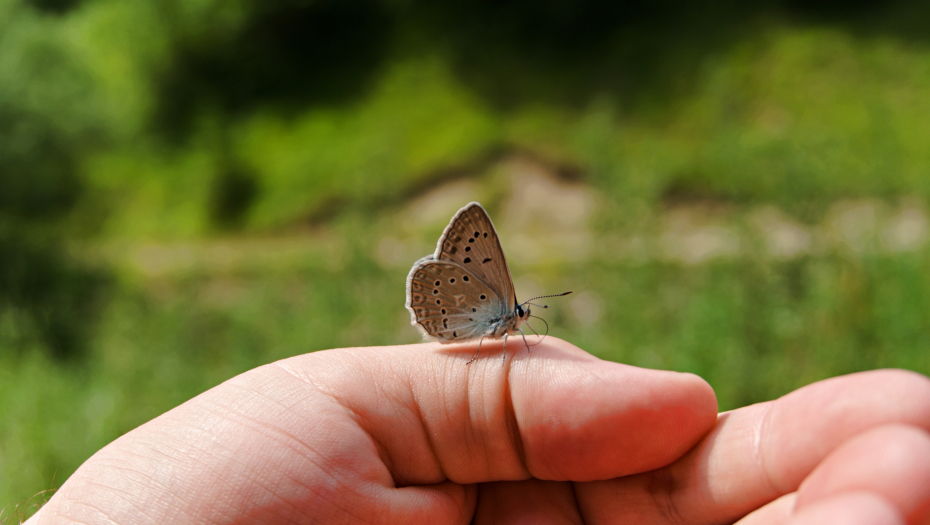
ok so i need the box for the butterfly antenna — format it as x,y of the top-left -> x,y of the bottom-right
522,291 -> 572,308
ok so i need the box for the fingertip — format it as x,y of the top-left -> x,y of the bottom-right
514,343 -> 718,480
796,423 -> 930,521
674,370 -> 719,416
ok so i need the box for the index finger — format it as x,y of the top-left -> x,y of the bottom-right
577,369 -> 930,523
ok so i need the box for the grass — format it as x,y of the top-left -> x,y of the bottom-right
5,1 -> 930,515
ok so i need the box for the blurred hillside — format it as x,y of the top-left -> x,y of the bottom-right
4,0 -> 930,516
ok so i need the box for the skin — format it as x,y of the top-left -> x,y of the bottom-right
27,338 -> 930,524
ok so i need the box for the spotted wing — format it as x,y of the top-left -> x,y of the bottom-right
434,202 -> 517,312
405,257 -> 508,341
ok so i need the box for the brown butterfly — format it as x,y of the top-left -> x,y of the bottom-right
405,202 -> 571,364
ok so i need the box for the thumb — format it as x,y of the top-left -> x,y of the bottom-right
302,336 -> 718,484
33,338 -> 716,524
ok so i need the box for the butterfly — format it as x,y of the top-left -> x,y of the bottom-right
405,202 -> 571,364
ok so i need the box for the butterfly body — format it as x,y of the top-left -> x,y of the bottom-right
405,202 -> 533,359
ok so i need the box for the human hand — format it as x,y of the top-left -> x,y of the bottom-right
27,338 -> 930,524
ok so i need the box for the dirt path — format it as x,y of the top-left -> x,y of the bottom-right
84,156 -> 929,277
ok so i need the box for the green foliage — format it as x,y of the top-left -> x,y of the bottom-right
576,255 -> 930,408
4,0 -> 930,512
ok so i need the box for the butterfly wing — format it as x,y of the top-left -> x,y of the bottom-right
405,257 -> 509,341
433,202 -> 517,313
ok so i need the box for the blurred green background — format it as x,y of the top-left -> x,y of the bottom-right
4,0 -> 930,514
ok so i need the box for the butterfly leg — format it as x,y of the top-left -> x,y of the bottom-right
518,328 -> 531,353
466,336 -> 485,365
500,333 -> 509,366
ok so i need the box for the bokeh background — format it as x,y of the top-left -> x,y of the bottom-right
4,0 -> 930,514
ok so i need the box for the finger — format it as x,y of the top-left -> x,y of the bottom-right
791,491 -> 904,525
472,480 -> 581,525
301,336 -> 717,484
575,369 -> 930,524
796,424 -> 930,524
753,370 -> 930,491
738,425 -> 930,525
